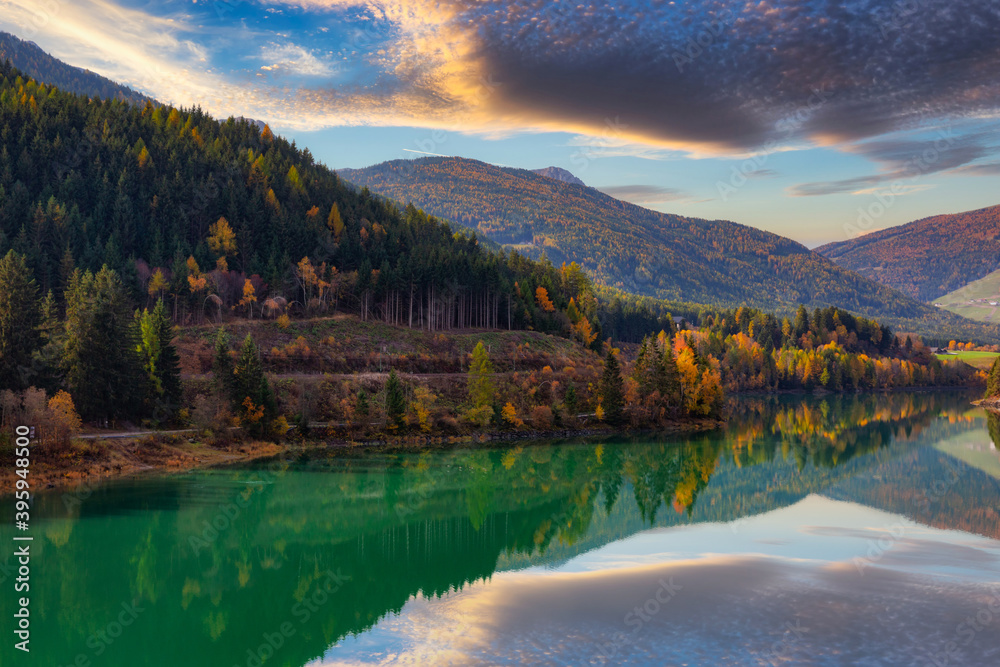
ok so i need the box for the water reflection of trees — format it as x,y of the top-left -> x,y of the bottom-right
5,391 -> 987,667
726,391 -> 975,469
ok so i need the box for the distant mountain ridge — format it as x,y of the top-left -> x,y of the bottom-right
0,31 -> 150,105
338,156 -> 938,320
532,166 -> 585,186
816,205 -> 1000,302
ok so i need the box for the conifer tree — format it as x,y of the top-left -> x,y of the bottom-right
356,390 -> 370,419
660,343 -> 683,411
232,333 -> 275,436
63,266 -> 145,420
136,299 -> 182,418
0,250 -> 41,391
212,328 -> 235,402
598,348 -> 625,426
32,290 -> 64,392
564,383 -> 578,416
986,356 -> 1000,399
385,369 -> 406,429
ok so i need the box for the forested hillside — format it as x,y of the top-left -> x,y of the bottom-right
0,31 -> 149,105
339,157 -> 935,318
816,205 -> 1000,301
0,61 -> 589,338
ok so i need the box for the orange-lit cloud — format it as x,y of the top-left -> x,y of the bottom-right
3,0 -> 1000,163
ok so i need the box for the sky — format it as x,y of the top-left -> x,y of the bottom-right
2,0 -> 999,247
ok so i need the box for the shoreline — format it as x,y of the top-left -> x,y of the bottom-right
2,438 -> 286,498
3,418 -> 722,496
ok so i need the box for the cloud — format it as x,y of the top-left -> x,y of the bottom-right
4,0 -> 1000,156
258,43 -> 337,77
949,162 -> 1000,177
597,184 -> 689,205
789,126 -> 1000,196
275,0 -> 1000,162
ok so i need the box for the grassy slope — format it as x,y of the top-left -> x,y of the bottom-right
934,350 -> 999,369
933,431 -> 1000,481
933,268 -> 1000,323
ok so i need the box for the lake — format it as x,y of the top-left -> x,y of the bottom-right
2,391 -> 999,666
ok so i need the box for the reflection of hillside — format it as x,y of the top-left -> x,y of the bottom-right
5,391 -> 989,667
726,391 -> 976,468
825,446 -> 1000,539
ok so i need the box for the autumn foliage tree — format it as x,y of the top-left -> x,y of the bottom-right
535,286 -> 556,312
467,341 -> 495,409
207,217 -> 237,271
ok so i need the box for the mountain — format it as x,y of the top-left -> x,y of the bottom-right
0,31 -> 150,105
0,60 -> 586,338
339,157 -> 936,319
532,166 -> 585,186
816,205 -> 1000,302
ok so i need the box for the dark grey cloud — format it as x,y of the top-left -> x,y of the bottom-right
450,0 -> 1000,153
597,184 -> 688,204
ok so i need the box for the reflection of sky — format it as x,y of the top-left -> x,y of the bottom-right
2,0 -> 999,245
547,495 -> 1000,582
316,494 -> 1000,666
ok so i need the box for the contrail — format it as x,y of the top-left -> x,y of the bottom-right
403,149 -> 450,157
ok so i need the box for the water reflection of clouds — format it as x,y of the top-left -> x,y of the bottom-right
314,495 -> 1000,665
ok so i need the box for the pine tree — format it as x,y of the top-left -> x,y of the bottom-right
564,383 -> 578,416
385,369 -> 406,429
986,356 -> 1000,399
793,305 -> 809,339
63,266 -> 146,421
32,290 -> 64,392
0,250 -> 41,391
660,345 -> 683,412
212,328 -> 235,402
136,299 -> 182,419
598,348 -> 625,426
467,341 -> 494,409
232,333 -> 275,436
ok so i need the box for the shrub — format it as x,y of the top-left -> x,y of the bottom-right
462,404 -> 494,428
47,391 -> 82,447
531,405 -> 553,429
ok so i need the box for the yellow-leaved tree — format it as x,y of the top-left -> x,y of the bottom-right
207,217 -> 237,271
535,286 -> 556,312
